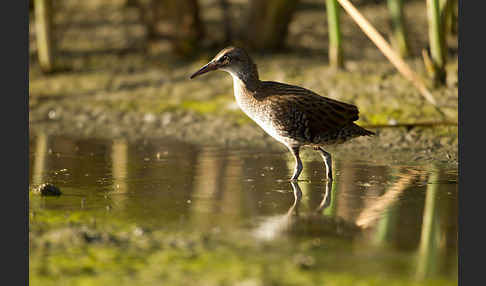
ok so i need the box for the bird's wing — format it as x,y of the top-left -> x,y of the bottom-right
258,81 -> 359,139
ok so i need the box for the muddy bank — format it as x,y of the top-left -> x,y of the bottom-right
29,103 -> 457,166
29,55 -> 458,167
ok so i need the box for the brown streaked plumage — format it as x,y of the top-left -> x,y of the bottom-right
190,47 -> 374,181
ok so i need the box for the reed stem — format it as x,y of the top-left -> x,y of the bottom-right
449,0 -> 458,35
34,0 -> 55,73
326,0 -> 343,68
336,0 -> 444,118
387,0 -> 409,57
426,0 -> 446,84
416,169 -> 441,279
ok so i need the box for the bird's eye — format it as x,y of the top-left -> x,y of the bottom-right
221,55 -> 230,63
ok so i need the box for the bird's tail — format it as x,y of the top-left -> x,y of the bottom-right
353,123 -> 375,136
362,128 -> 375,136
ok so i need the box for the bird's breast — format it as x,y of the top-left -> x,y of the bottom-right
232,80 -> 286,143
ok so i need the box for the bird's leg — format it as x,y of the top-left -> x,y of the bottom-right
316,147 -> 333,181
315,179 -> 333,213
289,146 -> 303,181
288,181 -> 302,216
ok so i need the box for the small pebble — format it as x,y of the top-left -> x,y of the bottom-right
32,183 -> 62,196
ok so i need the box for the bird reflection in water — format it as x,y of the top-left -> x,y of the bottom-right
253,180 -> 336,241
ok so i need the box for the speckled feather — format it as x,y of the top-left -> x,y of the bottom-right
237,80 -> 374,147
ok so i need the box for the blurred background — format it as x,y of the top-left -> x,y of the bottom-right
29,0 -> 458,63
29,0 -> 458,142
29,1 -> 458,285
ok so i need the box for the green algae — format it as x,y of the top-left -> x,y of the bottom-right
31,227 -> 457,286
30,207 -> 457,286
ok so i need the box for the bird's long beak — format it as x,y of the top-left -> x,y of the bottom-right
190,62 -> 218,79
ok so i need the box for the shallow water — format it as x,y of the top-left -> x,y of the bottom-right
29,133 -> 458,283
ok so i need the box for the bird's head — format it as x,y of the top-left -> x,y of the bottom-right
190,47 -> 259,82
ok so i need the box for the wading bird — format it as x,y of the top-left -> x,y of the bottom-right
190,47 -> 374,181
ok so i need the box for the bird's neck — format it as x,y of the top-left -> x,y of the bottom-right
228,69 -> 260,92
230,72 -> 261,109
